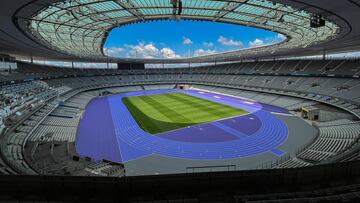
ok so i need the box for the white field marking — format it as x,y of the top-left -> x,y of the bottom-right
190,88 -> 257,102
270,112 -> 294,116
153,112 -> 251,135
189,88 -> 293,118
243,101 -> 255,105
214,96 -> 221,99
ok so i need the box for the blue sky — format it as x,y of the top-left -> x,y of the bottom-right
104,20 -> 286,59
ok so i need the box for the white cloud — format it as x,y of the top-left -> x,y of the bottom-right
104,47 -> 124,57
249,38 -> 265,48
123,42 -> 181,59
183,37 -> 193,45
218,36 -> 243,47
160,47 -> 181,59
203,42 -> 214,47
194,49 -> 217,56
277,33 -> 287,41
246,34 -> 285,49
125,43 -> 159,58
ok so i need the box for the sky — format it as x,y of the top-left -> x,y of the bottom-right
103,20 -> 286,59
23,20 -> 360,68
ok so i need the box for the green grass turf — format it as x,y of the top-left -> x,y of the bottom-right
122,93 -> 248,134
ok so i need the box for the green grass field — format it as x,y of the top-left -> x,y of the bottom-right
122,93 -> 248,134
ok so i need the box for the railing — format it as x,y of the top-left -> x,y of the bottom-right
256,153 -> 291,169
321,138 -> 360,164
294,123 -> 320,157
186,165 -> 236,173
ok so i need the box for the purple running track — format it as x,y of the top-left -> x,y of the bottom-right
76,90 -> 289,163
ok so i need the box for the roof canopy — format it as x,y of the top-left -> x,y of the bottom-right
23,0 -> 339,62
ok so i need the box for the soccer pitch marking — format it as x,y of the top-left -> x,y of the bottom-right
122,93 -> 249,134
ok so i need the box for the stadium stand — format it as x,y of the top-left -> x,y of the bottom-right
1,0 -> 360,201
1,61 -> 359,178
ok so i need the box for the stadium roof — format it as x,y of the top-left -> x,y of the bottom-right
1,0 -> 360,63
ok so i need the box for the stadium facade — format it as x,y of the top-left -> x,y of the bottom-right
1,0 -> 360,202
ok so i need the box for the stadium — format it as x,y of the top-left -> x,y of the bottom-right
1,0 -> 360,202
